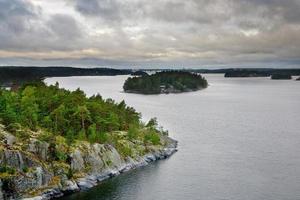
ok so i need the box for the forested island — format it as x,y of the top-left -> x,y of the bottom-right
123,71 -> 208,94
0,82 -> 177,199
0,67 -> 132,87
224,70 -> 270,78
131,70 -> 148,76
271,74 -> 292,80
222,69 -> 300,78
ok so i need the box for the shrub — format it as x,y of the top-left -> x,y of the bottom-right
144,130 -> 160,145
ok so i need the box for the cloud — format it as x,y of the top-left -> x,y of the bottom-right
74,0 -> 121,21
0,0 -> 299,68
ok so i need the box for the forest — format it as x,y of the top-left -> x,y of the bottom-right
0,81 -> 163,147
123,71 -> 208,94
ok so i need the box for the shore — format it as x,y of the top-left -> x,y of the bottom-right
21,137 -> 178,200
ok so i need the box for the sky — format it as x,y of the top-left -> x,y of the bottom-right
0,0 -> 300,69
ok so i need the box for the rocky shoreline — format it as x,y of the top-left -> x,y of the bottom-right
23,140 -> 177,200
0,124 -> 178,200
125,86 -> 205,95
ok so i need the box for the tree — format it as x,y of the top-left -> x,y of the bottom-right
74,105 -> 91,131
146,118 -> 158,128
87,124 -> 97,143
50,104 -> 67,134
20,86 -> 39,129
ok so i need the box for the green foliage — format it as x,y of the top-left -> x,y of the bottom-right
22,166 -> 29,173
123,71 -> 208,94
97,132 -> 108,144
15,130 -> 30,141
0,165 -> 16,175
0,82 -> 141,143
146,118 -> 158,128
37,131 -> 54,143
116,141 -> 133,157
144,129 -> 161,145
127,124 -> 139,140
77,129 -> 86,140
55,150 -> 68,162
87,124 -> 97,143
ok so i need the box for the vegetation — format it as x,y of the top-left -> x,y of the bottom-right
123,71 -> 208,94
131,71 -> 148,76
0,81 -> 163,148
224,70 -> 270,77
0,67 -> 132,88
271,74 -> 292,80
222,69 -> 300,79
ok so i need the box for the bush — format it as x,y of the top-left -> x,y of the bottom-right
144,130 -> 160,145
127,124 -> 139,140
0,165 -> 16,175
55,150 -> 67,162
22,166 -> 29,173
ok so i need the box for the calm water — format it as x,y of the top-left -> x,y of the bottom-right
46,75 -> 300,200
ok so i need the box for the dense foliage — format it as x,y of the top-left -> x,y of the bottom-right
0,67 -> 132,87
0,82 -> 163,145
123,71 -> 208,94
271,74 -> 292,80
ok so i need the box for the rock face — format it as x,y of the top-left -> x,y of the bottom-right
0,127 -> 178,200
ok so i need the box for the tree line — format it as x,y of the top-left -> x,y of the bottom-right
0,81 -> 144,144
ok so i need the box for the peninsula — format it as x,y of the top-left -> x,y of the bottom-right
123,71 -> 208,94
0,82 -> 177,199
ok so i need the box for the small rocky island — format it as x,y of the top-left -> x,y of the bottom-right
0,82 -> 177,199
123,71 -> 208,94
271,74 -> 292,80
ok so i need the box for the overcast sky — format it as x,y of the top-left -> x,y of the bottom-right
0,0 -> 300,68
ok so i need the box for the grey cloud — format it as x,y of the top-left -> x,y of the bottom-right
0,0 -> 36,20
0,0 -> 84,52
74,0 -> 121,21
0,0 -> 300,68
47,14 -> 82,40
0,0 -> 37,36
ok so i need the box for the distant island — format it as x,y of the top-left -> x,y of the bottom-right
131,70 -> 148,76
224,70 -> 270,78
0,67 -> 132,87
123,71 -> 208,94
271,74 -> 292,80
222,69 -> 300,78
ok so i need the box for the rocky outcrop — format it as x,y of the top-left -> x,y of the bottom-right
0,127 -> 177,200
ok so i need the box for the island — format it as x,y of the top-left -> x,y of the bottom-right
0,82 -> 177,199
224,70 -> 270,78
123,71 -> 208,94
221,68 -> 300,78
271,74 -> 292,80
296,77 -> 300,81
0,67 -> 132,88
131,70 -> 148,76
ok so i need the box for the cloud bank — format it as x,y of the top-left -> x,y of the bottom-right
0,0 -> 299,68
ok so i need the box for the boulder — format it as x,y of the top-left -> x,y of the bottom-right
27,139 -> 49,161
70,150 -> 84,172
